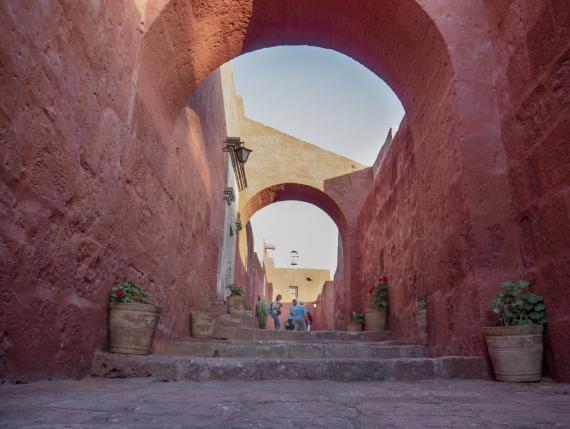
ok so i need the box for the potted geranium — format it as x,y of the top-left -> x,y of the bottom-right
190,293 -> 217,339
108,282 -> 161,355
347,312 -> 365,332
226,284 -> 245,314
484,280 -> 547,382
366,276 -> 388,331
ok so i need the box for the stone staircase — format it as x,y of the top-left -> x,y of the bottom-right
91,328 -> 489,382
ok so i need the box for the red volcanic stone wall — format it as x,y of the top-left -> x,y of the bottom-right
313,281 -> 336,331
0,2 -> 228,382
356,110 -> 481,355
485,0 -> 570,381
235,223 -> 270,312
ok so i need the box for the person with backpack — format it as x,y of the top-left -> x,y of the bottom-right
269,294 -> 283,330
285,299 -> 298,330
294,301 -> 308,331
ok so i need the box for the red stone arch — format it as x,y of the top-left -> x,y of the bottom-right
135,0 -> 452,127
241,183 -> 349,239
241,183 -> 350,329
136,0 -> 522,347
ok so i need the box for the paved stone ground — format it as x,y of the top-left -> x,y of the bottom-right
1,378 -> 569,428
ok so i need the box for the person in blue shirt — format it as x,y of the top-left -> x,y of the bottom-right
286,299 -> 298,330
294,301 -> 307,331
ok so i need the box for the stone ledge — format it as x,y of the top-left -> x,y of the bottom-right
211,327 -> 393,342
91,352 -> 490,382
154,339 -> 426,359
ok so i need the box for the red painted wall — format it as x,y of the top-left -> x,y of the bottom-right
0,2 -> 229,382
484,0 -> 570,381
1,0 -> 568,383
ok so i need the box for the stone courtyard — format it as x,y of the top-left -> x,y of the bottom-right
1,378 -> 569,428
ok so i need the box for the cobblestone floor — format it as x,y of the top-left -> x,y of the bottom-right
1,378 -> 569,428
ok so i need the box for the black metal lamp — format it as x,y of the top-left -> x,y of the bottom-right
234,145 -> 252,163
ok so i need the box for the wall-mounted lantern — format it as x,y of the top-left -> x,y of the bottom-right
224,137 -> 251,191
234,145 -> 252,164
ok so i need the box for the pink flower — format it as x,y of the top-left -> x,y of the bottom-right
115,290 -> 125,298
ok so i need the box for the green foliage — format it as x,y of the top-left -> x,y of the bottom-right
226,284 -> 243,296
109,282 -> 150,304
368,282 -> 388,311
489,280 -> 547,326
418,297 -> 427,309
351,312 -> 365,326
256,300 -> 268,329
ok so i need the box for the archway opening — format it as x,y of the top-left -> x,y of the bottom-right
250,201 -> 339,331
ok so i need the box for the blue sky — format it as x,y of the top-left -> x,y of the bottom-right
231,46 -> 404,273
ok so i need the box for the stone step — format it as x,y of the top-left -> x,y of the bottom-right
210,327 -> 393,342
154,339 -> 426,359
92,352 -> 490,382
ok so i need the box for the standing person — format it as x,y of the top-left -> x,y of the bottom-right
294,301 -> 307,331
306,310 -> 313,332
286,299 -> 298,330
270,294 -> 283,330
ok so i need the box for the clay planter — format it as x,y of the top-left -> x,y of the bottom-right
484,325 -> 544,382
416,308 -> 428,344
365,309 -> 387,332
190,311 -> 216,339
347,320 -> 364,332
227,295 -> 245,314
109,302 -> 161,355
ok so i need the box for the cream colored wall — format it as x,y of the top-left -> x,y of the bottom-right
239,117 -> 366,223
216,63 -> 243,295
265,253 -> 331,303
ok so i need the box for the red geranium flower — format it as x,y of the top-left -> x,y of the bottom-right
115,290 -> 125,298
368,287 -> 375,296
378,276 -> 388,283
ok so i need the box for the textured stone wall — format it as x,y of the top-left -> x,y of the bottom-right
484,0 -> 570,381
0,1 -> 229,382
354,111 -> 482,354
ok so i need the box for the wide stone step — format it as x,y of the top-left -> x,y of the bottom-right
92,352 -> 490,382
210,327 -> 393,342
154,339 -> 426,359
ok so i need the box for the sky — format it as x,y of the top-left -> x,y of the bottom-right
231,46 -> 404,274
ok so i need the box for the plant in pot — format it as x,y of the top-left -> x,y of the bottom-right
366,276 -> 388,331
484,280 -> 547,382
226,284 -> 245,314
190,293 -> 217,339
108,282 -> 161,355
347,312 -> 365,332
255,298 -> 269,329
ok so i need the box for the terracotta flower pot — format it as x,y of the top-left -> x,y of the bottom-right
109,302 -> 161,355
190,311 -> 216,339
365,309 -> 386,332
227,295 -> 245,314
347,320 -> 364,332
483,324 -> 543,382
